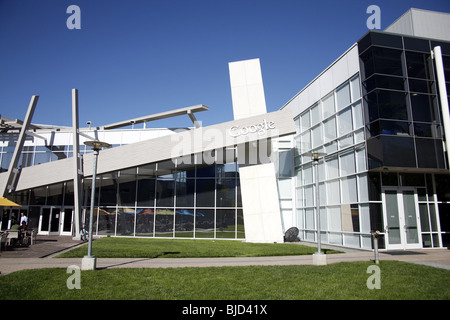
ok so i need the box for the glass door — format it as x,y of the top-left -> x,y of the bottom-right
382,187 -> 422,249
61,208 -> 73,236
39,207 -> 61,235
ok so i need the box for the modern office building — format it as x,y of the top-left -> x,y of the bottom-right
1,8 -> 449,250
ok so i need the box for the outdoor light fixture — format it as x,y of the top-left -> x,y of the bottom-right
307,151 -> 327,266
81,140 -> 111,270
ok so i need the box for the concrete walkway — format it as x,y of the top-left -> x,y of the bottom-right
1,236 -> 449,275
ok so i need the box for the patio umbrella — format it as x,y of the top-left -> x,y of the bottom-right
0,196 -> 21,207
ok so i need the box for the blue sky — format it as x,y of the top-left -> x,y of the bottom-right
1,0 -> 449,129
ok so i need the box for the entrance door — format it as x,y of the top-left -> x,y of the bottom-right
61,208 -> 73,236
382,187 -> 422,250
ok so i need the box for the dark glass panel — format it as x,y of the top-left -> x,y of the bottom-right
405,52 -> 432,80
118,169 -> 137,207
137,178 -> 155,207
435,174 -> 450,201
196,179 -> 215,207
99,173 -> 117,206
175,208 -> 194,238
370,32 -> 403,49
403,37 -> 430,53
368,120 -> 410,137
175,177 -> 195,207
382,172 -> 398,186
360,47 -> 404,78
216,209 -> 236,238
217,179 -> 235,207
377,90 -> 408,120
195,209 -> 214,238
408,79 -> 434,94
410,94 -> 437,122
155,208 -> 174,237
400,173 -> 425,186
413,123 -> 433,137
368,172 -> 381,201
156,178 -> 174,207
381,136 -> 416,167
416,138 -> 442,169
363,75 -> 405,94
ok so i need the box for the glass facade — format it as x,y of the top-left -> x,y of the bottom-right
359,31 -> 450,170
3,150 -> 244,240
293,74 -> 372,248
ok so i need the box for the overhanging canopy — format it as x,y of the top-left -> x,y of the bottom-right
0,196 -> 21,207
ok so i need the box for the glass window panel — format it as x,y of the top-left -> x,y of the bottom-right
341,176 -> 358,203
301,111 -> 310,132
410,94 -> 436,122
278,179 -> 292,199
175,178 -> 195,207
195,209 -> 214,238
358,174 -> 369,202
216,209 -> 236,238
323,117 -> 336,142
326,157 -> 339,179
217,179 -> 235,207
312,124 -> 323,148
135,208 -> 154,237
196,179 -> 215,207
294,117 -> 301,134
430,203 -> 438,232
311,103 -> 321,125
377,90 -> 408,120
175,208 -> 194,238
338,108 -> 353,136
327,180 -> 340,205
305,208 -> 315,229
350,76 -> 361,102
338,135 -> 354,149
100,173 -> 117,206
414,123 -> 433,137
119,169 -> 137,207
340,152 -> 356,176
336,83 -> 351,110
353,102 -> 364,129
409,79 -> 434,94
236,209 -> 245,238
419,204 -> 430,232
328,206 -> 341,231
116,207 -> 135,236
322,93 -> 335,118
137,178 -> 155,207
406,51 -> 432,79
304,185 -> 314,207
156,179 -> 174,207
303,165 -> 313,184
155,208 -> 174,237
300,131 -> 311,152
356,148 -> 366,172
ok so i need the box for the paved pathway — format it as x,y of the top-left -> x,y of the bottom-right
1,236 -> 449,275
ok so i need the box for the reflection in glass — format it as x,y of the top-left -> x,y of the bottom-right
216,209 -> 236,238
195,209 -> 214,238
155,208 -> 174,237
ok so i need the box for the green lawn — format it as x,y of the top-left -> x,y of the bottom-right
0,261 -> 449,300
57,237 -> 339,258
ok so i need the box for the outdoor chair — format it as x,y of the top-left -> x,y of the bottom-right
0,231 -> 8,251
6,230 -> 19,247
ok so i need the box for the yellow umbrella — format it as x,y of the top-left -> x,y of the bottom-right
0,196 -> 21,207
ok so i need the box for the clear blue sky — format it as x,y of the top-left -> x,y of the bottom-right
1,0 -> 449,129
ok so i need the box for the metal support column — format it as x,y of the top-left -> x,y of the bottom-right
1,95 -> 39,196
72,89 -> 83,239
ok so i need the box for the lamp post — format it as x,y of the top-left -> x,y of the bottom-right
81,140 -> 111,271
309,151 -> 327,266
